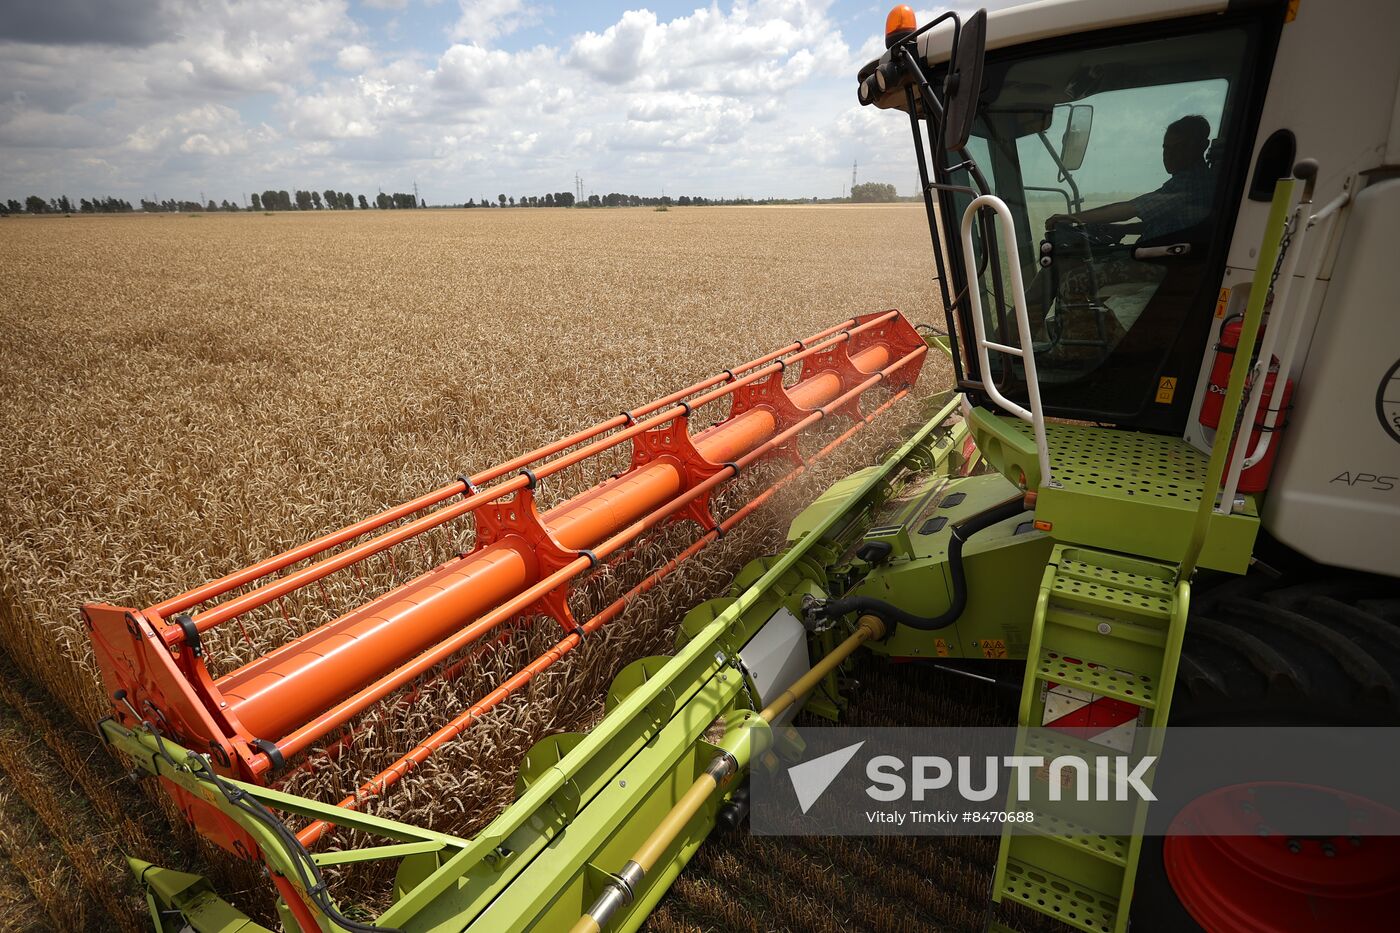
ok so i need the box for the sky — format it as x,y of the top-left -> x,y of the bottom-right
0,0 -> 988,205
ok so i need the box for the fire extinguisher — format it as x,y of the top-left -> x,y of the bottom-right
1198,315 -> 1295,492
1199,315 -> 1245,429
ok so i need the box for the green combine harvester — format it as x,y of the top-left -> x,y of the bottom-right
91,0 -> 1399,930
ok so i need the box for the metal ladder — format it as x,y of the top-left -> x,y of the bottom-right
991,544 -> 1189,933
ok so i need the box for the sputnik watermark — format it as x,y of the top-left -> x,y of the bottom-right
783,741 -> 1154,829
751,727 -> 1400,837
867,754 -> 1156,803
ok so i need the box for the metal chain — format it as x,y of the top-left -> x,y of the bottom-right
1266,214 -> 1296,304
1241,210 -> 1298,403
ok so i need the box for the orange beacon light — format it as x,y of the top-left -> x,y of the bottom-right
885,5 -> 917,48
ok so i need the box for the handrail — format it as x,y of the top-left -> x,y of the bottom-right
1219,161 -> 1320,509
1236,186 -> 1349,475
1180,175 -> 1298,579
959,194 -> 1053,486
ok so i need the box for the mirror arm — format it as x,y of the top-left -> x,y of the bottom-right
906,84 -> 960,356
1024,185 -> 1073,214
897,45 -> 945,154
894,41 -> 991,196
891,9 -> 1004,390
1036,131 -> 1083,212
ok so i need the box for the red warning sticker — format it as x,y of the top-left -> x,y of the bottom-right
1041,682 -> 1141,752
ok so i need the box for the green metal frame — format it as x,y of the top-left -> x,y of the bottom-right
116,392 -> 971,932
970,413 -> 1261,574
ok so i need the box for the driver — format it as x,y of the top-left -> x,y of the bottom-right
1045,114 -> 1214,241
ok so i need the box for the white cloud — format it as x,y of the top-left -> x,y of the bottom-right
337,44 -> 378,71
0,108 -> 105,148
126,104 -> 268,157
449,0 -> 530,44
0,0 -> 917,202
180,132 -> 240,156
432,43 -> 517,102
566,2 -> 849,91
568,8 -> 655,84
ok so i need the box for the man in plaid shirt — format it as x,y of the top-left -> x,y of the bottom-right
1046,114 -> 1214,241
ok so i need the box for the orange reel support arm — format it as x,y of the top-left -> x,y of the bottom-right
86,311 -> 926,782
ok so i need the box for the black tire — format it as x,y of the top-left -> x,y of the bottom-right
1130,541 -> 1400,932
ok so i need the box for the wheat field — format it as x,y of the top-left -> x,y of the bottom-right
0,204 -> 957,928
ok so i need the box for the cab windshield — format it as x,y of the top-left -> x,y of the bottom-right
945,24 -> 1254,425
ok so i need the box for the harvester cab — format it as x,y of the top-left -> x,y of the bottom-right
859,0 -> 1397,579
91,1 -> 1398,932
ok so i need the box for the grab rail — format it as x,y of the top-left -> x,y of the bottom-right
1226,181 -> 1349,503
1181,175 -> 1298,579
959,194 -> 1053,486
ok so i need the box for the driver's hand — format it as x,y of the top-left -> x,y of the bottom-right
1045,213 -> 1077,229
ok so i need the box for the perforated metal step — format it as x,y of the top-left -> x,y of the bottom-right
968,410 -> 1259,572
1013,420 -> 1208,505
1018,811 -> 1130,866
1054,553 -> 1175,595
1000,857 -> 1120,933
1050,571 -> 1174,622
1036,649 -> 1157,707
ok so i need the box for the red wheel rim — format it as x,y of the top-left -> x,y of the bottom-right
1164,782 -> 1400,932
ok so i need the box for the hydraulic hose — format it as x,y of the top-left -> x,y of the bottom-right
818,493 -> 1029,631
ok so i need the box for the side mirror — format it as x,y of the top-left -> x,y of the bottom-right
1059,104 -> 1093,170
942,8 -> 986,151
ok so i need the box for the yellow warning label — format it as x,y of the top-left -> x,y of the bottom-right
1156,376 -> 1178,404
979,639 -> 1007,659
934,638 -> 950,658
1214,287 -> 1230,318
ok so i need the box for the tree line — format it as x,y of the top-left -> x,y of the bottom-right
2,185 -> 893,216
463,191 -> 577,208
251,190 -> 424,211
5,195 -> 138,214
0,190 -> 428,214
460,192 -> 760,208
849,182 -> 899,203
